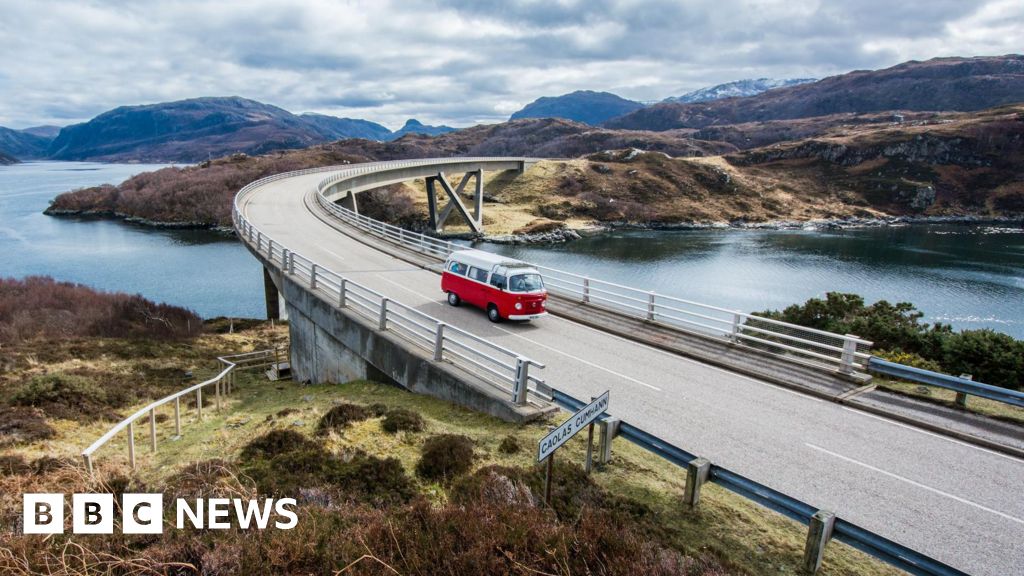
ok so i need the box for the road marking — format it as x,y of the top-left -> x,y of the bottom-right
839,407 -> 1024,464
805,443 -> 1024,526
492,325 -> 662,391
319,247 -> 347,261
375,274 -> 445,304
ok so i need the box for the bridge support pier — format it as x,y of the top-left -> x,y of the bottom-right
264,267 -> 281,320
339,190 -> 359,213
426,170 -> 483,234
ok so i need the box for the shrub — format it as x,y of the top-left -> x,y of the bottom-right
0,276 -> 202,343
941,329 -> 1024,391
240,429 -> 320,461
367,403 -> 388,417
416,434 -> 474,481
497,434 -> 521,454
381,408 -> 425,433
9,373 -> 121,421
0,454 -> 30,476
0,406 -> 56,445
316,403 -> 370,435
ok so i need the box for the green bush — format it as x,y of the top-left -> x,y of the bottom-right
316,403 -> 370,435
941,330 -> 1024,391
382,408 -> 425,433
416,434 -> 474,481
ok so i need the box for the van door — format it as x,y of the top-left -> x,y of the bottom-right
466,266 -> 489,307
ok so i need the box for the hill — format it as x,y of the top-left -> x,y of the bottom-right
18,125 -> 62,139
299,113 -> 392,141
0,126 -> 52,159
0,150 -> 19,165
606,55 -> 1024,131
46,97 -> 333,162
665,78 -> 816,103
386,118 -> 457,140
511,90 -> 645,125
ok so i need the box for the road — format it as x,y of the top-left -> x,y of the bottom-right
241,171 -> 1024,576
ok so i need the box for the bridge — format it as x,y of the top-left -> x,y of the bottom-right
235,158 -> 1023,576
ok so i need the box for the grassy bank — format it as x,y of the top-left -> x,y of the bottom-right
0,323 -> 900,575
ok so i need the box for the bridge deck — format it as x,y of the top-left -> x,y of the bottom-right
240,170 -> 1024,576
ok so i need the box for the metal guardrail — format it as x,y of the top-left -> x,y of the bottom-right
868,357 -> 1024,408
551,390 -> 968,576
307,161 -> 873,376
81,348 -> 282,473
232,162 -> 551,406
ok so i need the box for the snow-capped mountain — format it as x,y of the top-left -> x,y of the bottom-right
665,78 -> 817,104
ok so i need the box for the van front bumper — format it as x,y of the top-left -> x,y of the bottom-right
508,312 -> 548,321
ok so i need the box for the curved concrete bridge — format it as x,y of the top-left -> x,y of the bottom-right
235,157 -> 1023,576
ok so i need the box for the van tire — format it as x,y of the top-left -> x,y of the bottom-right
447,292 -> 461,306
487,304 -> 502,323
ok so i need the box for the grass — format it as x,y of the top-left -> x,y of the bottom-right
875,378 -> 1024,426
76,375 -> 899,576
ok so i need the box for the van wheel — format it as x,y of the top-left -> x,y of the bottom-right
487,304 -> 502,323
447,292 -> 461,306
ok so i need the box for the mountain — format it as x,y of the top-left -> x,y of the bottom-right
0,150 -> 18,165
0,126 -> 52,159
665,78 -> 816,103
385,119 -> 456,140
19,125 -> 63,139
510,90 -> 645,125
299,113 -> 392,141
606,55 -> 1024,131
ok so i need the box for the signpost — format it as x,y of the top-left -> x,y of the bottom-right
537,391 -> 609,505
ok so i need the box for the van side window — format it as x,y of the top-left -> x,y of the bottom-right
468,266 -> 488,283
490,273 -> 506,289
448,261 -> 467,275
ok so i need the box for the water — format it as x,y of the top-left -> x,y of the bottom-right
3,162 -> 1022,335
478,225 -> 1024,339
0,161 -> 264,318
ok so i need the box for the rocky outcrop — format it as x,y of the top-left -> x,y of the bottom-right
731,134 -> 992,167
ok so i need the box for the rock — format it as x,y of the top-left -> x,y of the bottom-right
591,163 -> 612,174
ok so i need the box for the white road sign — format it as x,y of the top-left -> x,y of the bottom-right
537,391 -> 609,462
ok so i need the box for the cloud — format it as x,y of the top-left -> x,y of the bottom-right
0,0 -> 1017,129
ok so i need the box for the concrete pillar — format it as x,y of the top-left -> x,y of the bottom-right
426,176 -> 439,230
339,190 -> 358,213
263,267 -> 280,320
472,169 -> 483,222
683,457 -> 711,508
803,510 -> 836,574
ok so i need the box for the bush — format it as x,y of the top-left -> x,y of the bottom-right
9,373 -> 122,421
316,403 -> 370,435
416,434 -> 474,481
497,434 -> 521,454
240,429 -> 320,460
0,276 -> 202,343
367,403 -> 388,417
941,330 -> 1024,391
0,454 -> 30,476
0,406 -> 56,446
381,408 -> 425,433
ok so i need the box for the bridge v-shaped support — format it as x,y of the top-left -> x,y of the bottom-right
426,170 -> 483,234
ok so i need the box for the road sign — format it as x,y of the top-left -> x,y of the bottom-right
537,391 -> 609,462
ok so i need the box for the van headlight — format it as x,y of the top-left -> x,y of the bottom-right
515,303 -> 523,310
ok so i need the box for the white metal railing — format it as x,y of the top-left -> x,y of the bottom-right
233,161 -> 550,406
81,348 -> 282,474
304,159 -> 873,375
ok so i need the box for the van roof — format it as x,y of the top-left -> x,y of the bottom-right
448,249 -> 537,271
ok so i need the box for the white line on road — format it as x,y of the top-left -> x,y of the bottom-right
805,442 -> 1024,526
840,407 -> 1024,464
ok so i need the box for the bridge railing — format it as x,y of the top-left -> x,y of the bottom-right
309,163 -> 873,375
553,390 -> 968,576
233,170 -> 550,406
81,348 -> 281,474
868,357 -> 1024,408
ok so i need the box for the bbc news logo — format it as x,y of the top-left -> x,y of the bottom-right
23,494 -> 297,534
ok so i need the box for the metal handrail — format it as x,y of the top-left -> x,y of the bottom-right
550,390 -> 967,576
868,357 -> 1024,408
81,348 -> 281,473
305,161 -> 874,375
233,161 -> 547,406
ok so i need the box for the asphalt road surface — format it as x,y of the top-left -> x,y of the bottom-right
241,172 -> 1024,576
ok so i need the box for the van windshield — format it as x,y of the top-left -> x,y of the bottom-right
508,273 -> 544,293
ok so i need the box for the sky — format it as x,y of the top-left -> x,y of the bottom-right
0,0 -> 1021,130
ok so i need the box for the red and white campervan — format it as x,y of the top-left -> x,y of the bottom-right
441,249 -> 548,322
